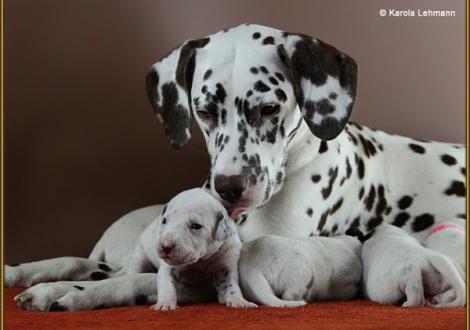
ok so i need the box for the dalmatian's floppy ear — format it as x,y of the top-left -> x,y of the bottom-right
281,34 -> 358,140
146,38 -> 210,149
214,211 -> 233,241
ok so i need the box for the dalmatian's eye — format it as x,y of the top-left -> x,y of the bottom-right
259,103 -> 280,116
190,223 -> 203,230
162,217 -> 167,225
196,109 -> 214,122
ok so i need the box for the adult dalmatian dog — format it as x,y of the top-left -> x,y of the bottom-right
6,24 -> 466,311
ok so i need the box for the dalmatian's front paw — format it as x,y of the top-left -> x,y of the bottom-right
150,300 -> 177,311
225,296 -> 258,308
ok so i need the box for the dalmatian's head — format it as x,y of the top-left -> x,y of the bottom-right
154,188 -> 234,266
146,24 -> 358,218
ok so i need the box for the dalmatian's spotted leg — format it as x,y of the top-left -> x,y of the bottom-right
5,257 -> 118,288
15,274 -> 158,311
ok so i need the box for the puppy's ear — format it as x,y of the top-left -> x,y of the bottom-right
281,33 -> 358,140
146,38 -> 210,149
214,211 -> 233,241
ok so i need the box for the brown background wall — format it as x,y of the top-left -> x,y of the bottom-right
4,0 -> 465,263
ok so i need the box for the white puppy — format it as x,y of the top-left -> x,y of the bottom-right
362,224 -> 465,307
134,188 -> 256,310
238,235 -> 362,307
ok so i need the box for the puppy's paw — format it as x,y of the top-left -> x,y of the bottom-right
150,301 -> 177,311
279,300 -> 307,308
225,296 -> 258,308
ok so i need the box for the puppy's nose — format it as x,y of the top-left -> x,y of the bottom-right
160,241 -> 175,255
214,175 -> 247,203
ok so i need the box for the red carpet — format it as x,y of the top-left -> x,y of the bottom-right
4,288 -> 466,330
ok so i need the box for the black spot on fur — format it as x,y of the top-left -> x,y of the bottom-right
409,143 -> 426,154
311,174 -> 321,183
398,195 -> 413,210
254,81 -> 270,93
330,198 -> 343,215
319,140 -> 328,153
412,213 -> 435,232
260,66 -> 269,74
215,83 -> 227,104
364,186 -> 376,211
354,154 -> 365,179
250,67 -> 259,74
457,213 -> 466,219
252,32 -> 261,39
263,36 -> 275,45
74,285 -> 85,291
392,212 -> 410,227
461,167 -> 466,176
135,294 -> 148,305
444,181 -> 466,197
203,69 -> 212,81
306,208 -> 313,217
98,263 -> 112,272
358,186 -> 365,200
375,185 -> 387,215
441,154 -> 457,166
90,271 -> 109,281
275,72 -> 285,82
317,209 -> 330,232
346,130 -> 358,145
358,134 -> 377,158
367,216 -> 383,231
49,302 -> 68,312
269,77 -> 279,85
275,89 -> 287,102
345,157 -> 352,178
322,166 -> 338,199
329,92 -> 337,100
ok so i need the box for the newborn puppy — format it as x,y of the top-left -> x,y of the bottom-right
362,224 -> 465,307
132,188 -> 256,310
238,235 -> 362,307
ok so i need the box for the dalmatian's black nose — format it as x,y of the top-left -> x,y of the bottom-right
214,175 -> 247,203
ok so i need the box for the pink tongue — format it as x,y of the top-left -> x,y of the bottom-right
230,208 -> 247,220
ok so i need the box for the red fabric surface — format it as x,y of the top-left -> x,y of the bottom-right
4,288 -> 466,330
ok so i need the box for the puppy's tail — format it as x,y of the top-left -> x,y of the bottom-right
429,254 -> 466,307
240,270 -> 306,308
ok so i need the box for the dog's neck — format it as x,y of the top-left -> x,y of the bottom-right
239,121 -> 362,241
284,120 -> 320,175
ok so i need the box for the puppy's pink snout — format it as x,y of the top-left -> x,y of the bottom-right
160,240 -> 175,255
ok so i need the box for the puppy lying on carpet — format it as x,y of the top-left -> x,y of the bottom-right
239,235 -> 362,307
362,224 -> 465,307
